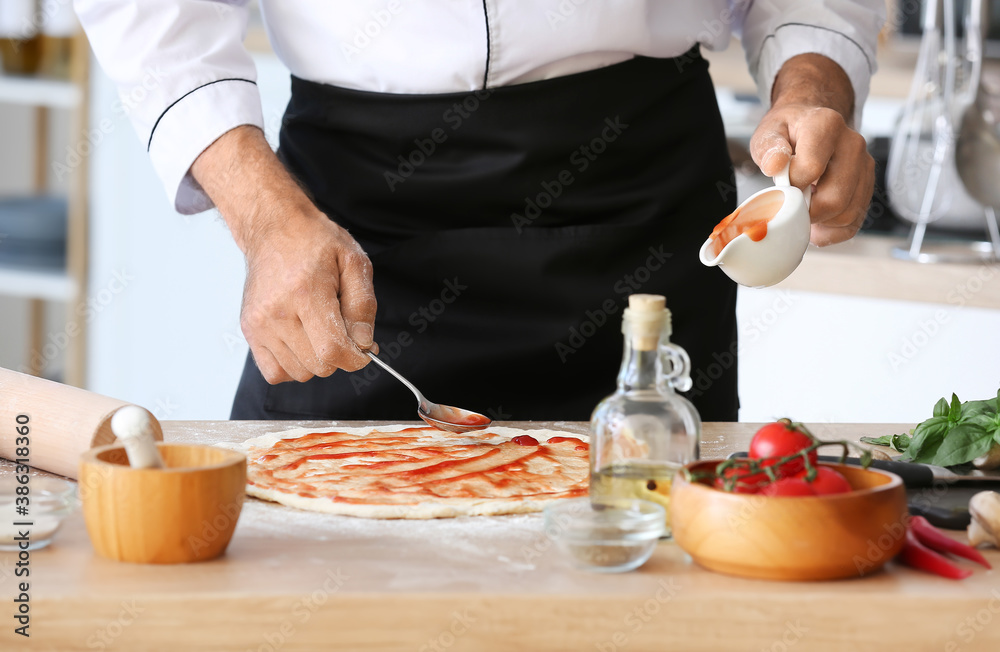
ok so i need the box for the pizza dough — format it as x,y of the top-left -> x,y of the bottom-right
222,425 -> 590,519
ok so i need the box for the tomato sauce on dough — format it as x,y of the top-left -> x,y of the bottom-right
247,427 -> 590,505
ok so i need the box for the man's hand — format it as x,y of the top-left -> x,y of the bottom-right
192,125 -> 376,383
749,53 -> 875,246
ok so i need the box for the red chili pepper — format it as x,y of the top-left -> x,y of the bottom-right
898,528 -> 973,580
909,515 -> 992,569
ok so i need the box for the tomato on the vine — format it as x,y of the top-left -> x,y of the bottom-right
709,420 -> 859,497
749,420 -> 817,477
795,466 -> 852,495
760,477 -> 816,497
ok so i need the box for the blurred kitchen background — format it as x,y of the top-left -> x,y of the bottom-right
0,0 -> 998,423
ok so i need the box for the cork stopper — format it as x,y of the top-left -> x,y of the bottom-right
627,294 -> 665,312
622,294 -> 669,351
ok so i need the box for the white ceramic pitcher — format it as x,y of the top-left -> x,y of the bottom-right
699,164 -> 811,288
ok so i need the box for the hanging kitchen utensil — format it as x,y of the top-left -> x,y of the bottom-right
886,0 -> 972,262
886,0 -> 982,262
888,0 -> 999,263
955,0 -> 1000,260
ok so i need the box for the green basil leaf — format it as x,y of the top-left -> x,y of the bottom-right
948,393 -> 963,422
965,413 -> 996,430
891,433 -> 911,452
984,407 -> 1000,439
933,397 -> 949,418
961,399 -> 997,419
861,434 -> 913,453
932,423 -> 996,467
906,417 -> 951,463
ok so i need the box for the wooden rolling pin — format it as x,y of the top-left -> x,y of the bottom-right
0,367 -> 163,479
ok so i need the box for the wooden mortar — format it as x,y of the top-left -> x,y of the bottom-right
79,443 -> 246,564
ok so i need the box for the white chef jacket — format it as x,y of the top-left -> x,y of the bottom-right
73,0 -> 886,215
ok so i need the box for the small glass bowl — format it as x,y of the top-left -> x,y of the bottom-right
0,475 -> 78,551
544,498 -> 666,573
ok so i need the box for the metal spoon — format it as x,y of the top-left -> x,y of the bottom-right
365,351 -> 492,433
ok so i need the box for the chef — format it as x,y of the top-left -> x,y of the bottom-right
75,1 -> 883,422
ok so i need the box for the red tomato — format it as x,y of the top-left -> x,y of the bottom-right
795,466 -> 852,495
749,421 -> 817,476
760,478 -> 816,497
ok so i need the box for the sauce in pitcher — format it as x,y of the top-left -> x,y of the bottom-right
709,189 -> 786,257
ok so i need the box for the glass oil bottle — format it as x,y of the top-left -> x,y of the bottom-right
589,294 -> 701,537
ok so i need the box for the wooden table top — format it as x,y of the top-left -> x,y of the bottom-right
2,421 -> 998,651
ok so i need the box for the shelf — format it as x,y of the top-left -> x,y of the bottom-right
0,265 -> 75,301
0,75 -> 80,109
775,234 -> 1000,310
0,31 -> 89,384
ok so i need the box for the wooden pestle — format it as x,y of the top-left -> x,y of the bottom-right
110,406 -> 164,469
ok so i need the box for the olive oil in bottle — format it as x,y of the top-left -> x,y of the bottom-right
590,461 -> 681,511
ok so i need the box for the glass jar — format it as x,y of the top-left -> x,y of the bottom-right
589,294 -> 701,537
0,0 -> 41,76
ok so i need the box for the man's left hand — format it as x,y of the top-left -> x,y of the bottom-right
749,53 -> 875,247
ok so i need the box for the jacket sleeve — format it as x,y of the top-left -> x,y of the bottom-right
738,0 -> 887,127
74,0 -> 265,214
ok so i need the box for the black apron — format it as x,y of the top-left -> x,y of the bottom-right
231,49 -> 739,422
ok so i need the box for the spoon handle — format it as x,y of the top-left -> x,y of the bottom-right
365,352 -> 432,412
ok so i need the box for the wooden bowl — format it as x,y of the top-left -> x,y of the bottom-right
670,461 -> 908,581
79,443 -> 246,564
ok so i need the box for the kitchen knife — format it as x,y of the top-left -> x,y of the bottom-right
906,485 -> 983,530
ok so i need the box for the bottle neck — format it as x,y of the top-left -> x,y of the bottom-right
616,324 -> 664,393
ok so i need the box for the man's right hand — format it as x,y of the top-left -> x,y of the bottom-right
192,125 -> 376,383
